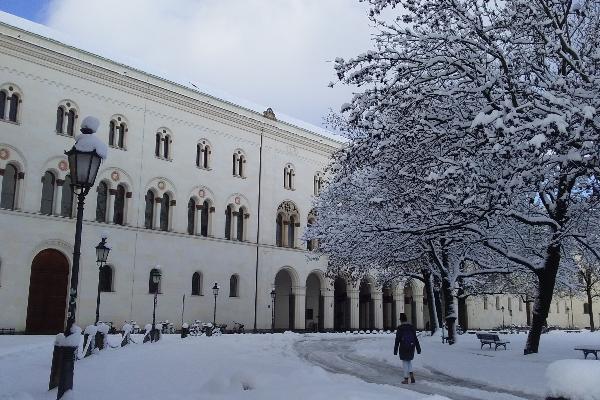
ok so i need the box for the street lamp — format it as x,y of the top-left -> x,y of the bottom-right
566,306 -> 571,329
94,235 -> 111,325
212,283 -> 220,326
270,288 -> 276,333
151,267 -> 162,342
50,116 -> 106,399
501,306 -> 505,329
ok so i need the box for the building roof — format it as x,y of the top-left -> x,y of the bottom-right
0,11 -> 346,145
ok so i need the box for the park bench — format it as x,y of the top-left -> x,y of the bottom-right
0,328 -> 15,335
476,333 -> 510,350
574,346 -> 600,360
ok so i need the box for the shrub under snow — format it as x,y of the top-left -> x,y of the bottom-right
546,360 -> 600,400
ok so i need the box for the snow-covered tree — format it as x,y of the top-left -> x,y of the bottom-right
324,0 -> 600,354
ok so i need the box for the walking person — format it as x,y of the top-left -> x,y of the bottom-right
394,313 -> 421,384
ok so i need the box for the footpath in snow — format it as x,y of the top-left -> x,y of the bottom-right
0,330 -> 598,400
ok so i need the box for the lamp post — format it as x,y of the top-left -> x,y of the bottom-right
566,306 -> 571,329
270,288 -> 276,333
94,236 -> 111,325
501,306 -> 505,329
151,267 -> 162,342
49,117 -> 106,399
212,283 -> 220,326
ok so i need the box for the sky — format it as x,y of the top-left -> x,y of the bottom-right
0,0 -> 378,129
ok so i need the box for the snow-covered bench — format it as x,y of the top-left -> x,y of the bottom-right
476,333 -> 509,350
574,346 -> 600,360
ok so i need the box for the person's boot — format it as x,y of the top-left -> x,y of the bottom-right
410,372 -> 416,383
401,378 -> 409,384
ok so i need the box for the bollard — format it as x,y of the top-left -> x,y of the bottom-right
181,323 -> 189,338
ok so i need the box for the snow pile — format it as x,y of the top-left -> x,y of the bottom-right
54,325 -> 82,348
546,360 -> 600,400
122,323 -> 132,334
73,133 -> 108,159
96,323 -> 110,335
83,325 -> 98,336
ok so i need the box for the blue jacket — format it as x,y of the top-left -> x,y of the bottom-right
394,323 -> 421,361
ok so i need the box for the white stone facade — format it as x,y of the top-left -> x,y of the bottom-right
0,15 -> 598,333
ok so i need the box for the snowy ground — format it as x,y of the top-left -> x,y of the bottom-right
0,330 -> 598,400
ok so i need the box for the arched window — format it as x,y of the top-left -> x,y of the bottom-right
55,106 -> 65,133
109,121 -> 116,146
66,109 -> 76,136
99,264 -> 113,292
0,90 -> 6,119
118,123 -> 126,149
483,296 -> 488,310
113,184 -> 126,225
232,153 -> 238,175
0,163 -> 18,209
276,214 -> 284,247
236,207 -> 245,241
187,198 -> 196,235
40,171 -> 55,215
225,205 -> 233,239
160,193 -> 170,231
229,275 -> 239,297
163,135 -> 170,159
203,145 -> 210,168
144,190 -> 155,229
314,173 -> 324,196
196,144 -> 201,167
96,181 -> 108,222
149,268 -> 161,293
307,217 -> 316,251
60,175 -> 74,218
155,133 -> 162,157
192,272 -> 202,296
200,200 -> 210,237
238,155 -> 244,177
284,165 -> 295,189
8,93 -> 19,122
288,215 -> 296,248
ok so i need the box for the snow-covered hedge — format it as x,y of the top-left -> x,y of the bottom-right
546,360 -> 600,400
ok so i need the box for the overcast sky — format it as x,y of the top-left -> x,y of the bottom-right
1,0 -> 377,128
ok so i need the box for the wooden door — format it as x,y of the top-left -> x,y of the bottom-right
26,249 -> 69,333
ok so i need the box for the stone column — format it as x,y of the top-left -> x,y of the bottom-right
322,289 -> 334,331
292,286 -> 306,330
394,285 -> 405,326
348,288 -> 360,330
195,204 -> 203,235
107,189 -> 115,223
414,293 -> 425,330
372,289 -> 384,330
54,179 -> 64,216
231,211 -> 238,240
153,197 -> 161,229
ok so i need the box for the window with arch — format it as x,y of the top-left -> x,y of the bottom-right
229,274 -> 239,297
148,268 -> 161,294
313,173 -> 324,196
40,171 -> 56,215
196,140 -> 211,169
192,272 -> 203,296
0,90 -> 6,120
113,184 -> 126,225
99,264 -> 114,292
232,151 -> 246,177
155,129 -> 172,159
225,205 -> 233,240
306,212 -> 317,251
55,102 -> 77,136
483,296 -> 488,310
200,200 -> 210,237
96,182 -> 108,222
0,85 -> 20,123
275,201 -> 299,248
187,198 -> 196,235
236,207 -> 247,241
144,190 -> 155,229
8,93 -> 19,123
0,163 -> 18,209
495,296 -> 500,310
160,193 -> 171,231
60,175 -> 74,218
284,164 -> 295,190
109,117 -> 127,149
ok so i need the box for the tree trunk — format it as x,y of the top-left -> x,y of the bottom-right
524,242 -> 561,355
441,277 -> 456,344
586,288 -> 595,332
422,269 -> 439,334
525,296 -> 532,327
434,287 -> 443,328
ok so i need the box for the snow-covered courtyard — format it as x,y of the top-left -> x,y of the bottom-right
1,331 -> 599,400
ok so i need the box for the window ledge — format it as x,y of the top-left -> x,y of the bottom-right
196,166 -> 212,171
56,132 -> 75,138
191,294 -> 204,297
1,119 -> 20,126
109,145 -> 127,151
155,156 -> 172,162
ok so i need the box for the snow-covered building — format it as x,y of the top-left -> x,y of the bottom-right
0,12 -> 597,333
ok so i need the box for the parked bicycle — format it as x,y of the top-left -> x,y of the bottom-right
232,321 -> 245,334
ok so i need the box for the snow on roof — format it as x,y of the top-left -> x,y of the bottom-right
0,11 -> 346,144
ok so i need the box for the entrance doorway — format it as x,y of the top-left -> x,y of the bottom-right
333,277 -> 348,331
26,249 -> 69,333
305,273 -> 323,332
274,269 -> 294,330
